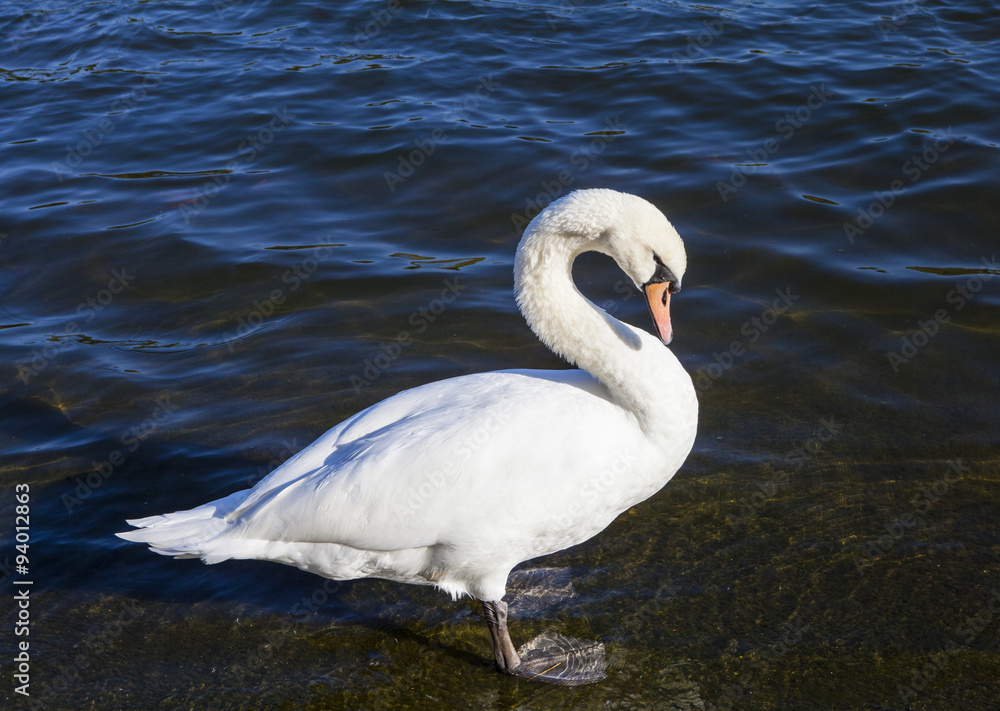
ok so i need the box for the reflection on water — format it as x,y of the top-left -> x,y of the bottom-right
1,0 -> 999,707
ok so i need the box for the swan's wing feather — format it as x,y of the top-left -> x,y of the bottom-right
224,368 -> 634,551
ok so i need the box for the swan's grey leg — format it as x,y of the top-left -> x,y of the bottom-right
481,600 -> 521,672
481,597 -> 607,686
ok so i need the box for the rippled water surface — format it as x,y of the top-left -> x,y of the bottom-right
2,0 -> 999,708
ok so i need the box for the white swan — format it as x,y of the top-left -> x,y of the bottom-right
118,188 -> 698,685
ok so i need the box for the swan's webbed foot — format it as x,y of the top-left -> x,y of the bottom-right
481,600 -> 607,686
510,630 -> 607,685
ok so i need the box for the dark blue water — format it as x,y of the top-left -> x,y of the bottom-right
2,0 -> 998,708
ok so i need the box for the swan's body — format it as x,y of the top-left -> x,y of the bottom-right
119,188 -> 698,683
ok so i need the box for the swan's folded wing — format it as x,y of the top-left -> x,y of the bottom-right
220,368 -> 629,551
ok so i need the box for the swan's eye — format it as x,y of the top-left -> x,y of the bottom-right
647,254 -> 680,293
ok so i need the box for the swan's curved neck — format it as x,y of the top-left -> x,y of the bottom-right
514,229 -> 671,434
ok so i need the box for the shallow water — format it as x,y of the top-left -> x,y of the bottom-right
2,0 -> 999,708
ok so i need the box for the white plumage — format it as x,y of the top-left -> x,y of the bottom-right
118,188 -> 698,681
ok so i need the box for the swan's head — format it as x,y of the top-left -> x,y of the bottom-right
596,192 -> 686,345
520,189 -> 687,345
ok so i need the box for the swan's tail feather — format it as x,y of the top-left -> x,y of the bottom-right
117,491 -> 419,585
116,490 -> 249,563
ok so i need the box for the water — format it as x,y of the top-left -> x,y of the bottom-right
2,0 -> 999,708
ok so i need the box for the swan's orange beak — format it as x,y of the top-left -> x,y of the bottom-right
643,282 -> 673,345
